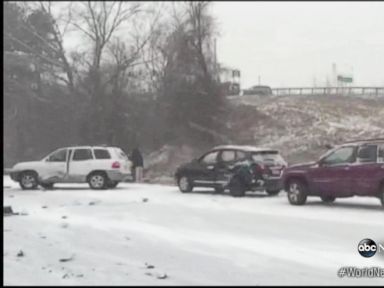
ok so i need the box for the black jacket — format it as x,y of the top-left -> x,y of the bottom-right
131,148 -> 144,167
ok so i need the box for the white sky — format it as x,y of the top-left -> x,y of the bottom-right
211,1 -> 384,88
58,1 -> 384,89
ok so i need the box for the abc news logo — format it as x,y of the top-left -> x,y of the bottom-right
358,239 -> 384,258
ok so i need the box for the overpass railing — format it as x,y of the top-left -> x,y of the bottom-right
271,87 -> 384,97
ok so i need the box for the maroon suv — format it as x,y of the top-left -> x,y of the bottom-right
282,139 -> 384,207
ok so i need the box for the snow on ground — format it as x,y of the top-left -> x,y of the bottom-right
3,175 -> 384,285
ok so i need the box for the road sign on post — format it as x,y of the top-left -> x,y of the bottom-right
337,75 -> 353,83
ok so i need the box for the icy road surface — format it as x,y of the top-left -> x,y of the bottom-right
3,175 -> 384,285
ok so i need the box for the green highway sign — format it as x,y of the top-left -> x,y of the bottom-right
337,75 -> 353,83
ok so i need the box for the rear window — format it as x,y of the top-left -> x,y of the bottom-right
357,145 -> 377,163
115,148 -> 129,160
94,149 -> 111,159
251,151 -> 285,165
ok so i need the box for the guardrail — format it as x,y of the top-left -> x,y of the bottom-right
271,87 -> 384,97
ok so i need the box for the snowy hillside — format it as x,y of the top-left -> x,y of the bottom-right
3,176 -> 384,285
145,94 -> 384,182
229,94 -> 384,163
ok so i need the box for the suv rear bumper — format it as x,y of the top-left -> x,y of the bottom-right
264,177 -> 283,191
106,170 -> 132,182
250,177 -> 282,191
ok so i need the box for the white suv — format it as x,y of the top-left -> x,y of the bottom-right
9,146 -> 132,190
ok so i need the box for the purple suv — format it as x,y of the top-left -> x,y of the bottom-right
282,139 -> 384,207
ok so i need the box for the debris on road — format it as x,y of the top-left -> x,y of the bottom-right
145,262 -> 155,269
157,273 -> 168,279
88,200 -> 101,206
59,255 -> 75,262
17,250 -> 24,257
4,206 -> 17,216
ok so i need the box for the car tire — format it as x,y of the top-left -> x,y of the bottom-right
266,189 -> 280,196
40,182 -> 54,190
229,177 -> 246,197
320,195 -> 336,203
88,172 -> 108,190
287,179 -> 307,205
178,176 -> 193,193
107,181 -> 119,189
380,185 -> 384,207
19,171 -> 39,190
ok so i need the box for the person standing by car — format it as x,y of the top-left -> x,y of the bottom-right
131,147 -> 144,182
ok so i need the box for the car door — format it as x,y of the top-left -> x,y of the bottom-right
193,150 -> 220,186
309,146 -> 356,197
215,149 -> 238,185
350,144 -> 383,196
42,148 -> 68,182
68,148 -> 94,182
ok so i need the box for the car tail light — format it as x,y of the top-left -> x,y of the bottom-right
252,163 -> 265,175
112,161 -> 120,169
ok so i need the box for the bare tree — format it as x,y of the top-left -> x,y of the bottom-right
69,1 -> 164,144
156,1 -> 226,146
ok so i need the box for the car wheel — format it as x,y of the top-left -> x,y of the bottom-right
40,182 -> 54,190
320,195 -> 336,203
19,171 -> 39,190
107,181 -> 119,189
287,179 -> 307,205
229,177 -> 246,197
88,172 -> 107,190
266,189 -> 280,196
178,176 -> 193,193
380,185 -> 384,207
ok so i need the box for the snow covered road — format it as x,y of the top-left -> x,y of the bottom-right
3,176 -> 384,285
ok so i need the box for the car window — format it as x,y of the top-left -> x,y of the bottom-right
357,145 -> 377,163
322,146 -> 355,166
201,151 -> 219,164
236,150 -> 247,160
378,145 -> 384,163
251,151 -> 284,165
72,149 -> 93,161
220,150 -> 236,162
94,149 -> 111,159
47,149 -> 67,162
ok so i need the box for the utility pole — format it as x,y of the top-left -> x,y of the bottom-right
332,62 -> 337,87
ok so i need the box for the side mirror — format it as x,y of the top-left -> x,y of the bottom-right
317,157 -> 327,167
324,144 -> 333,150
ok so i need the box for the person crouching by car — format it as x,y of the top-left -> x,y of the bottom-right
130,147 -> 144,182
